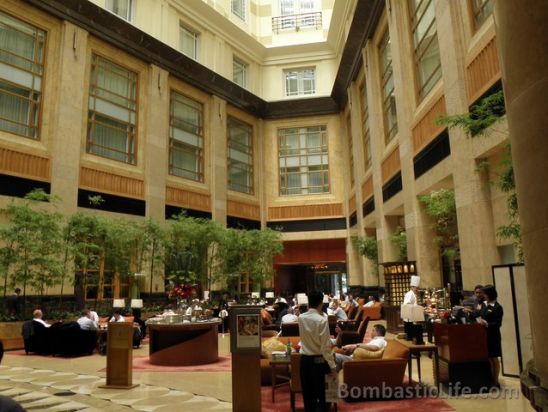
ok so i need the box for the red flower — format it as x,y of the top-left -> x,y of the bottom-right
168,283 -> 196,300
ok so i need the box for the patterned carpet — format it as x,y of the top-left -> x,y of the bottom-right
0,365 -> 231,411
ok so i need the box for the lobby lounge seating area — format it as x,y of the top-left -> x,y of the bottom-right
22,321 -> 97,357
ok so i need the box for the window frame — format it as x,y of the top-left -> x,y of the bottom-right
284,67 -> 316,97
359,81 -> 372,170
378,28 -> 398,144
179,23 -> 200,61
278,125 -> 330,196
168,91 -> 204,182
346,112 -> 354,187
468,0 -> 494,31
86,53 -> 138,165
105,0 -> 134,22
227,116 -> 254,195
408,0 -> 442,100
233,57 -> 248,88
0,10 -> 46,140
231,0 -> 246,21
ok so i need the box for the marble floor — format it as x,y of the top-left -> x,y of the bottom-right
0,334 -> 535,412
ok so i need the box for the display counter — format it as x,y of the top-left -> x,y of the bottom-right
148,320 -> 221,366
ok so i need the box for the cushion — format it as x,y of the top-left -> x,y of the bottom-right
261,336 -> 286,358
353,347 -> 384,360
383,340 -> 409,359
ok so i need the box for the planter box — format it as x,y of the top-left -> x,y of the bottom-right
0,321 -> 25,350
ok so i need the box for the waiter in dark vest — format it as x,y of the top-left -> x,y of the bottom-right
298,289 -> 337,412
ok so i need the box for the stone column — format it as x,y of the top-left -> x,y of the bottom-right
210,95 -> 227,226
49,22 -> 88,215
494,0 -> 548,404
143,65 -> 169,222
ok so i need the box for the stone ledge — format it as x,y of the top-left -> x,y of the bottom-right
521,360 -> 548,412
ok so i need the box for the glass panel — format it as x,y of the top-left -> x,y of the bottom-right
471,0 -> 493,29
180,26 -> 198,60
232,0 -> 246,20
228,117 -> 253,194
233,58 -> 247,87
379,29 -> 398,143
106,0 -> 132,21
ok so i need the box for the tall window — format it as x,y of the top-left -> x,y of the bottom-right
284,68 -> 315,96
279,126 -> 329,195
470,0 -> 493,29
87,55 -> 137,164
280,0 -> 316,29
409,0 -> 442,99
346,114 -> 354,186
232,0 -> 246,20
233,57 -> 247,88
0,11 -> 45,140
169,92 -> 203,182
106,0 -> 133,22
359,82 -> 372,169
227,117 -> 254,194
180,24 -> 199,61
379,29 -> 398,143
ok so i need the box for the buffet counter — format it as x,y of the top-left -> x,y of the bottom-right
148,319 -> 221,366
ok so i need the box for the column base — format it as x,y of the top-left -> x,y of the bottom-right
521,360 -> 548,412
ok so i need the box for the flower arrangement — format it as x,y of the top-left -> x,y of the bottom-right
168,283 -> 196,300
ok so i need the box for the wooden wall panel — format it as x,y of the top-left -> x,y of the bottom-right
274,239 -> 347,264
466,37 -> 501,104
0,147 -> 50,181
166,186 -> 211,212
268,203 -> 344,221
227,199 -> 260,220
361,176 -> 373,201
381,146 -> 401,183
412,95 -> 447,154
80,167 -> 144,198
348,194 -> 357,215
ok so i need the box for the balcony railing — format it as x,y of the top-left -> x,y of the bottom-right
272,12 -> 322,34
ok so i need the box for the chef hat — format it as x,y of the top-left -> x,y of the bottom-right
410,275 -> 421,287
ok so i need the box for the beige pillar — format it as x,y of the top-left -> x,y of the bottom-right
494,0 -> 548,395
49,22 -> 88,215
143,65 -> 169,222
210,96 -> 227,225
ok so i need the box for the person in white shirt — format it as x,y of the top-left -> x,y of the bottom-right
364,296 -> 376,308
403,275 -> 420,339
298,290 -> 337,412
32,309 -> 50,328
88,308 -> 99,325
109,310 -> 125,323
327,298 -> 348,321
281,306 -> 300,323
344,293 -> 359,308
334,324 -> 387,372
77,309 -> 98,330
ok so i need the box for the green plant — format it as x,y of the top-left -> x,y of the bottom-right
437,90 -> 505,136
354,236 -> 379,277
390,226 -> 408,262
418,189 -> 459,258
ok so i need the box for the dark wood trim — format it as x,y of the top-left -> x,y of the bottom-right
23,0 -> 383,118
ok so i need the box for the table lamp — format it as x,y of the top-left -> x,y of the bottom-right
113,299 -> 125,308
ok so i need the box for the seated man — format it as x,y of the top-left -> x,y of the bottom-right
327,298 -> 348,321
33,309 -> 50,328
334,324 -> 387,372
88,308 -> 100,325
109,309 -> 125,323
281,306 -> 300,323
363,295 -> 376,308
77,309 -> 98,330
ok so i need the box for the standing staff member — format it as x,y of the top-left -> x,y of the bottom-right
299,290 -> 337,412
402,276 -> 420,340
479,284 -> 503,387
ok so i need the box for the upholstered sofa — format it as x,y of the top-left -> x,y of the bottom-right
341,339 -> 409,400
22,320 -> 97,356
260,335 -> 301,385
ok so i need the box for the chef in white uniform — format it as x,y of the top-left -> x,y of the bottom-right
402,275 -> 420,339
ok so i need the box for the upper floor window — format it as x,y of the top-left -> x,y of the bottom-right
87,54 -> 137,164
0,11 -> 45,140
278,0 -> 318,30
232,0 -> 246,21
409,0 -> 442,99
180,24 -> 199,61
279,126 -> 329,195
227,117 -> 254,195
169,92 -> 203,182
284,68 -> 315,96
106,0 -> 133,22
379,29 -> 398,143
359,82 -> 371,170
346,113 -> 354,187
233,57 -> 247,88
470,0 -> 493,29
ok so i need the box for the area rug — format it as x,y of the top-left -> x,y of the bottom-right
261,385 -> 455,412
123,355 -> 232,373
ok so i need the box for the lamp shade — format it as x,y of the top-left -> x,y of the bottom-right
297,293 -> 308,305
113,299 -> 125,308
203,291 -> 210,301
322,294 -> 329,303
251,292 -> 260,299
265,292 -> 274,298
130,299 -> 143,308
